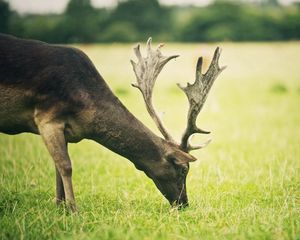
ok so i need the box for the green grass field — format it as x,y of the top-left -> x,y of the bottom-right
0,42 -> 299,240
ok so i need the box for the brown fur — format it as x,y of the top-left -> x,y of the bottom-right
0,34 -> 195,211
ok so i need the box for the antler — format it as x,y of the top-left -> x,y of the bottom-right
131,37 -> 179,142
178,47 -> 226,152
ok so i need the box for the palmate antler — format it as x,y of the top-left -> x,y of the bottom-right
131,38 -> 225,153
131,38 -> 178,143
178,47 -> 226,152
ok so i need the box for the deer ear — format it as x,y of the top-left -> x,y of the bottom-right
167,150 -> 197,165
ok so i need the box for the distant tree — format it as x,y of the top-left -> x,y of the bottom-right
55,0 -> 99,43
101,21 -> 139,42
109,0 -> 171,40
0,0 -> 10,33
1,0 -> 300,43
20,14 -> 63,42
65,0 -> 94,16
261,0 -> 279,6
179,1 -> 289,42
180,1 -> 245,41
280,6 -> 300,39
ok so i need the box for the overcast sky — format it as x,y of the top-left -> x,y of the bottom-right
8,0 -> 299,14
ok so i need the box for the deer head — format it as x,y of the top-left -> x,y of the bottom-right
131,38 -> 226,207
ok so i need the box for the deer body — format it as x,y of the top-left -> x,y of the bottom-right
0,34 -> 156,150
0,34 -> 225,211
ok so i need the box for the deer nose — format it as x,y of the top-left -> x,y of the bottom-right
170,195 -> 189,209
180,202 -> 189,209
179,187 -> 189,208
171,200 -> 189,209
178,197 -> 189,209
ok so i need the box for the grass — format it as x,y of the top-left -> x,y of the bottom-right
1,42 -> 300,239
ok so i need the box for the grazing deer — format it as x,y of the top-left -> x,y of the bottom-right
0,34 -> 225,212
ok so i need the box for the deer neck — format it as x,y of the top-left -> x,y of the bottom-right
89,94 -> 165,164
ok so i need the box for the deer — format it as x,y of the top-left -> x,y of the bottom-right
0,33 -> 225,212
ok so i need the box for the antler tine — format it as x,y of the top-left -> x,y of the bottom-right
187,135 -> 212,151
146,37 -> 152,52
131,37 -> 179,142
178,47 -> 226,152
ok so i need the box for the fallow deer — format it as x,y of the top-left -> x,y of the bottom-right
0,34 -> 225,211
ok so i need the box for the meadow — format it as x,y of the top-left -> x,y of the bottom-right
0,42 -> 299,239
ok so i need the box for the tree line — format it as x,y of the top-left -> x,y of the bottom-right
0,0 -> 299,43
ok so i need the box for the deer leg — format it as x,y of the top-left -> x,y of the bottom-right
37,122 -> 77,212
55,140 -> 68,204
55,166 -> 65,204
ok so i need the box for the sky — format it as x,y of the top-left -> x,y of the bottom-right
7,0 -> 300,14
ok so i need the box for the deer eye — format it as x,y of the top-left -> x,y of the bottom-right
180,166 -> 189,176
